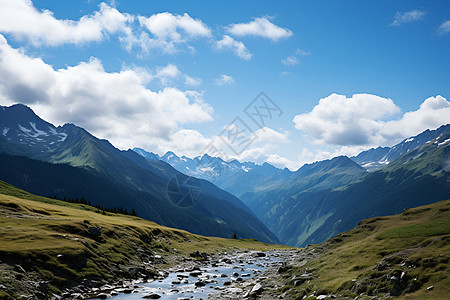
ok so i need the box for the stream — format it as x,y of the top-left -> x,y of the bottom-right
90,250 -> 286,300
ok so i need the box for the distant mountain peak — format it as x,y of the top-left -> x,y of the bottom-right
352,124 -> 450,171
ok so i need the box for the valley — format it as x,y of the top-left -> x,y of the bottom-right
0,181 -> 448,299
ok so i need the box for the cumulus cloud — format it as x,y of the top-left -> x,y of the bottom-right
438,20 -> 450,35
390,9 -> 425,26
293,93 -> 450,148
253,127 -> 289,144
376,95 -> 450,142
214,74 -> 235,86
215,35 -> 252,60
0,1 -> 213,55
227,16 -> 292,41
135,12 -> 211,54
153,129 -> 212,158
0,0 -> 132,46
0,34 -> 213,149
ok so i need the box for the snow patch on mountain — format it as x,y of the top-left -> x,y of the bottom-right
29,122 -> 49,137
437,138 -> 450,147
58,132 -> 68,142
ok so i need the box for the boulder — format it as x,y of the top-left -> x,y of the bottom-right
251,283 -> 263,294
143,294 -> 161,299
195,281 -> 206,287
88,226 -> 101,237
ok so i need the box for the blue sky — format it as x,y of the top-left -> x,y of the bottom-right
0,0 -> 449,169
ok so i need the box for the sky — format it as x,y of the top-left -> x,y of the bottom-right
0,0 -> 449,170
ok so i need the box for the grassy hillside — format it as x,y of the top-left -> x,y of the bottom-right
0,181 -> 288,299
278,200 -> 450,299
0,152 -> 279,243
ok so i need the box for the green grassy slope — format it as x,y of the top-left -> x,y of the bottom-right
0,181 -> 289,299
278,200 -> 450,299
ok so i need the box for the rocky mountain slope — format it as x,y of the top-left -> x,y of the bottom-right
0,104 -> 278,243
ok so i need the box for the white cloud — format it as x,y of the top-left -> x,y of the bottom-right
0,0 -> 132,46
282,49 -> 309,66
227,17 -> 292,42
214,74 -> 235,86
221,127 -> 293,169
135,12 -> 211,54
135,63 -> 201,87
377,95 -> 450,142
232,147 -> 298,170
293,93 -> 450,148
390,10 -> 425,26
438,20 -> 450,35
215,35 -> 252,60
154,63 -> 181,85
184,75 -> 202,87
153,129 -> 212,158
253,127 -> 289,144
281,56 -> 299,66
139,12 -> 211,40
0,34 -> 213,149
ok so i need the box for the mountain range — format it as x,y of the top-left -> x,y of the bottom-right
0,104 -> 278,243
134,124 -> 450,246
1,103 -> 449,247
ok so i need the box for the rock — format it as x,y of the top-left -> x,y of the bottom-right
317,296 -> 328,300
293,280 -> 303,287
82,279 -> 103,288
70,293 -> 85,300
255,252 -> 266,257
427,286 -> 434,291
190,251 -> 208,260
251,283 -> 263,294
195,281 -> 206,287
277,265 -> 290,273
223,281 -> 232,286
14,264 -> 26,273
171,280 -> 181,284
38,281 -> 49,293
88,226 -> 102,237
189,271 -> 202,277
220,274 -> 228,277
221,258 -> 232,264
400,271 -> 406,279
143,294 -> 161,299
96,293 -> 109,299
